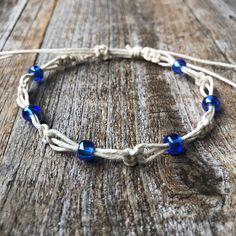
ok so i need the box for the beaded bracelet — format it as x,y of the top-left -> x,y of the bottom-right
1,45 -> 236,166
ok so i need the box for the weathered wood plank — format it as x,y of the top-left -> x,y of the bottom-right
0,0 -> 28,49
0,0 -> 236,235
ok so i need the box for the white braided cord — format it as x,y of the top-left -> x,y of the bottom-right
3,45 -> 235,166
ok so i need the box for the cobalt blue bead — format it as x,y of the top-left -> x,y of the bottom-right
172,59 -> 186,74
28,65 -> 44,81
163,133 -> 184,155
22,105 -> 42,122
77,140 -> 95,161
202,95 -> 221,112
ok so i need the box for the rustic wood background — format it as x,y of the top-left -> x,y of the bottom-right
0,0 -> 236,235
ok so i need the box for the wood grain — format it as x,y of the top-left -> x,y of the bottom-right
0,0 -> 236,235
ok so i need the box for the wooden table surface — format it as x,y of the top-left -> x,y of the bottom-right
0,0 -> 236,235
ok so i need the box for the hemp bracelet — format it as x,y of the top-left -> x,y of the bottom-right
1,45 -> 235,166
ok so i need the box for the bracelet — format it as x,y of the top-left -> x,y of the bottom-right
3,45 -> 235,166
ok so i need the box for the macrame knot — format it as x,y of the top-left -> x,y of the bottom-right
122,146 -> 146,166
17,86 -> 25,96
19,81 -> 27,89
58,55 -> 77,66
125,45 -> 142,58
38,124 -> 51,144
141,47 -> 161,63
94,45 -> 109,60
195,72 -> 210,87
19,75 -> 30,90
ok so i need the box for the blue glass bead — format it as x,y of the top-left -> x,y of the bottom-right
22,105 -> 42,122
77,140 -> 95,161
172,59 -> 186,74
163,133 -> 184,155
28,65 -> 44,81
202,95 -> 221,112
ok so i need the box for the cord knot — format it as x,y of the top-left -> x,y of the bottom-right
94,45 -> 109,60
141,47 -> 161,63
122,146 -> 146,166
126,45 -> 142,58
38,124 -> 51,144
195,72 -> 210,87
